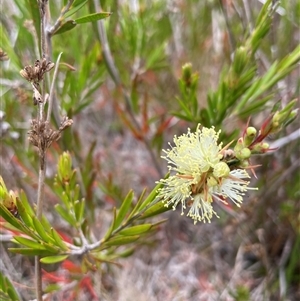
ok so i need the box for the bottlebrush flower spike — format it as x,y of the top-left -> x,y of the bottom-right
157,125 -> 257,224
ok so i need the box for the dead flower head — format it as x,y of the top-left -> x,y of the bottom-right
28,116 -> 73,152
20,58 -> 54,84
20,58 -> 55,105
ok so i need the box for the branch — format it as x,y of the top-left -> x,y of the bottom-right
48,0 -> 75,36
36,1 -> 49,300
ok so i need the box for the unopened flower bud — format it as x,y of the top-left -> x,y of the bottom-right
261,142 -> 270,151
252,142 -> 270,154
290,109 -> 298,120
272,111 -> 280,129
58,152 -> 72,182
241,147 -> 251,159
182,63 -> 193,83
213,162 -> 230,178
271,100 -> 298,133
0,177 -> 18,217
236,147 -> 251,160
181,63 -> 199,89
244,127 -> 257,146
239,160 -> 249,168
234,137 -> 244,153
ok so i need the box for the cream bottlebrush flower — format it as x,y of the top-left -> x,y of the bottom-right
210,169 -> 257,207
157,125 -> 256,224
163,126 -> 223,177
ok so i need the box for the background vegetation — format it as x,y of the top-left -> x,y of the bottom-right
0,0 -> 299,300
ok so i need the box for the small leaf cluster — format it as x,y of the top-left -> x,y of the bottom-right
83,185 -> 171,267
54,152 -> 85,228
50,153 -> 171,268
0,178 -> 69,260
0,270 -> 20,301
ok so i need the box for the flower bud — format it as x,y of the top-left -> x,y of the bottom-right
251,142 -> 270,154
271,100 -> 298,133
235,147 -> 251,160
241,147 -> 251,159
181,63 -> 199,89
244,127 -> 257,146
0,177 -> 8,200
239,160 -> 249,168
58,152 -> 72,182
0,177 -> 18,217
213,162 -> 230,178
234,137 -> 245,153
182,63 -> 193,83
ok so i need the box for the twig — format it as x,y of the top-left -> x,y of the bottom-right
36,0 -> 47,219
36,1 -> 49,300
69,196 -> 162,256
46,0 -> 74,59
34,257 -> 43,301
48,0 -> 75,36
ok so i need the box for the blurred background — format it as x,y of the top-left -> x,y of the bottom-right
1,0 -> 299,300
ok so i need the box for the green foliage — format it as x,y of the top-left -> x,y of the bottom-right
0,151 -> 169,266
52,12 -> 111,35
0,270 -> 20,301
174,0 -> 300,132
40,255 -> 69,264
64,0 -> 89,19
52,20 -> 77,36
0,189 -> 69,258
1,148 -> 168,249
54,152 -> 84,227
